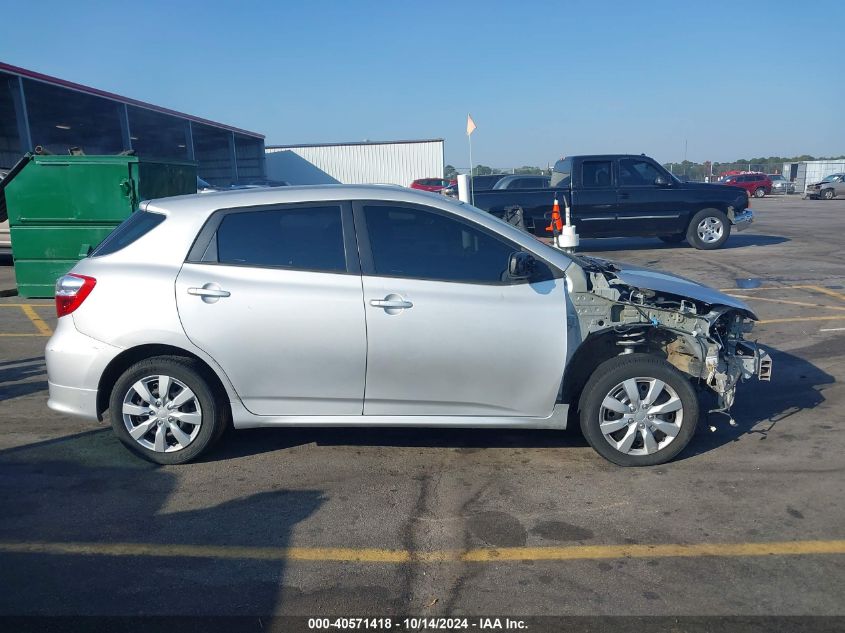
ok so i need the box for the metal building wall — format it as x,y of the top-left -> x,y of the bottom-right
795,160 -> 845,192
265,140 -> 444,186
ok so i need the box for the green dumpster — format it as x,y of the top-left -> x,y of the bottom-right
0,153 -> 196,297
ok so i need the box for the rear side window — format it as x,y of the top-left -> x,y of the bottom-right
91,211 -> 165,257
215,206 -> 346,272
582,161 -> 613,188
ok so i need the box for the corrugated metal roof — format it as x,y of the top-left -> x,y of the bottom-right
0,61 -> 263,138
267,138 -> 444,149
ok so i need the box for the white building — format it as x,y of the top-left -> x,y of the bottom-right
782,159 -> 845,192
265,139 -> 444,187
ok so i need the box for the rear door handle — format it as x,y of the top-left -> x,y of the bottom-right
618,192 -> 630,199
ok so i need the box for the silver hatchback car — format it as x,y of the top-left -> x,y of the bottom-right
46,185 -> 771,466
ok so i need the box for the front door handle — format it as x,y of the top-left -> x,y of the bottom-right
188,287 -> 231,298
370,294 -> 413,314
370,299 -> 413,309
188,283 -> 230,304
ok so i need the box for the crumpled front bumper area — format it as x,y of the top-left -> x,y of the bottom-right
731,209 -> 754,232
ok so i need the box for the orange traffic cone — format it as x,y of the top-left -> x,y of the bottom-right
545,197 -> 563,233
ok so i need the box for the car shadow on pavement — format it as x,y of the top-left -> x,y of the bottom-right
578,234 -> 788,253
0,428 -> 327,617
206,425 -> 590,463
0,356 -> 47,402
680,347 -> 835,460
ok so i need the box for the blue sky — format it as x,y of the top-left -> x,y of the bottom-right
1,0 -> 842,168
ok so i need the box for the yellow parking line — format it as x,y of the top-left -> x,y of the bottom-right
718,285 -> 812,292
0,333 -> 49,337
806,285 -> 845,302
19,304 -> 53,336
757,315 -> 845,325
0,539 -> 843,563
726,294 -> 845,311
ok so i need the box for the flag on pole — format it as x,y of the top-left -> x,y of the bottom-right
466,114 -> 476,136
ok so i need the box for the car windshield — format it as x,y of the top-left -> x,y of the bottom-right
821,175 -> 840,182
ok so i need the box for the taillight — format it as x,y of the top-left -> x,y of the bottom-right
55,274 -> 96,318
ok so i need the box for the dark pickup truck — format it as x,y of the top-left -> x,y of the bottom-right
472,154 -> 753,249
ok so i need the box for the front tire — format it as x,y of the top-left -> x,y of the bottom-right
109,356 -> 228,465
753,187 -> 766,198
686,208 -> 730,250
822,189 -> 835,200
579,354 -> 699,467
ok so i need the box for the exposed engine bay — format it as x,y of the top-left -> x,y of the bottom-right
563,255 -> 772,416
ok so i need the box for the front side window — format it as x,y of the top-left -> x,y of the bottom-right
215,206 -> 346,272
619,159 -> 662,186
582,161 -> 613,188
363,205 -> 515,284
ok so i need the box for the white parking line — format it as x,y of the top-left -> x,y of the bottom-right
819,327 -> 845,332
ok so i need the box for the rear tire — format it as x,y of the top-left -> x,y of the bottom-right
754,187 -> 766,198
658,234 -> 685,244
579,354 -> 699,467
108,356 -> 229,465
686,208 -> 731,250
822,189 -> 835,200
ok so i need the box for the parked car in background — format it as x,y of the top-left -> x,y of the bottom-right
805,173 -> 845,200
472,154 -> 753,250
492,174 -> 550,190
0,169 -> 9,253
45,184 -> 770,467
197,177 -> 219,193
441,174 -> 508,197
767,174 -> 795,195
718,173 -> 771,198
410,178 -> 456,192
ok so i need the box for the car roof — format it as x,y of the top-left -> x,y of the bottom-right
143,184 -> 452,217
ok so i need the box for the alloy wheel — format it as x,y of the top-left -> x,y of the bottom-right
696,216 -> 724,244
598,377 -> 684,456
122,375 -> 203,452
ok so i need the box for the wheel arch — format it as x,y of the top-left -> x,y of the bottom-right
560,327 -> 702,410
96,344 -> 232,420
680,203 -> 728,233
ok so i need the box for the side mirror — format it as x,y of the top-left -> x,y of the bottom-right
508,252 -> 535,280
654,175 -> 670,187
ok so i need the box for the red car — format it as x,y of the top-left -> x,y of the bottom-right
410,177 -> 456,192
718,172 -> 772,198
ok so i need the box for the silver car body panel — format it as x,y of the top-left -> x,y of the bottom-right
176,263 -> 367,416
608,262 -> 757,317
361,275 -> 567,417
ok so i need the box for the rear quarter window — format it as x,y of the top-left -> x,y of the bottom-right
90,211 -> 165,257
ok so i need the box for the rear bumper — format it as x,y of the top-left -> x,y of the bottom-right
47,382 -> 99,419
731,209 -> 753,231
45,317 -> 123,421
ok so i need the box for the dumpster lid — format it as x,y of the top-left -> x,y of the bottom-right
0,153 -> 33,224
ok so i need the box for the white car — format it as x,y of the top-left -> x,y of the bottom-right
45,185 -> 771,466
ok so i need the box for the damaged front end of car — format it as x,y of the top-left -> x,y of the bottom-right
563,256 -> 772,419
